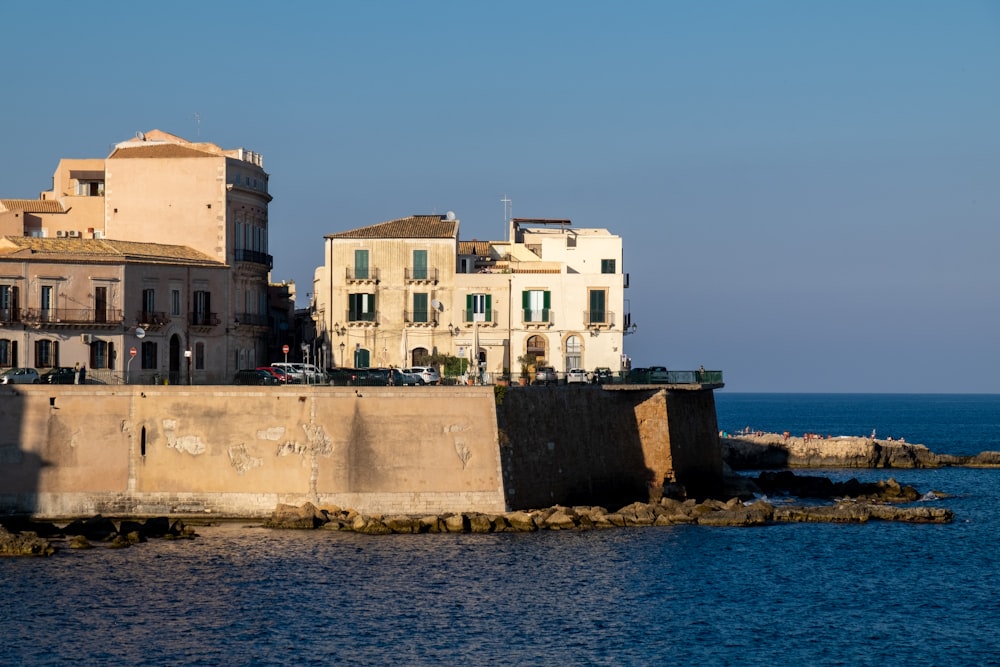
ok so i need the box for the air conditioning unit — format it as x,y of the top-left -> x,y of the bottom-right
81,334 -> 94,344
67,230 -> 80,238
93,230 -> 105,239
56,230 -> 67,238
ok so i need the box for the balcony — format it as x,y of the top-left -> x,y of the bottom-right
188,311 -> 220,328
404,267 -> 438,284
235,312 -> 269,327
462,310 -> 498,327
235,249 -> 274,269
20,308 -> 124,328
345,310 -> 379,327
521,308 -> 554,328
136,310 -> 170,328
346,267 -> 380,284
0,308 -> 20,324
584,310 -> 615,330
404,310 -> 439,327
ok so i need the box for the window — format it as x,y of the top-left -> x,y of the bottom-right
193,290 -> 211,325
0,285 -> 19,322
588,289 -> 607,324
195,342 -> 205,370
0,339 -> 17,366
90,341 -> 115,370
354,249 -> 369,280
94,286 -> 108,323
348,293 -> 376,322
565,335 -> 582,371
522,290 -> 550,323
412,250 -> 428,280
35,340 -> 59,368
601,259 -> 616,274
467,294 -> 491,323
141,341 -> 158,370
171,289 -> 181,316
142,289 -> 155,315
41,285 -> 53,321
412,293 -> 429,323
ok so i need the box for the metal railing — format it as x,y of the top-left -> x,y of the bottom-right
345,267 -> 380,282
188,311 -> 220,326
137,310 -> 171,326
521,308 -> 553,324
404,310 -> 439,325
404,267 -> 439,282
20,308 -> 124,325
235,249 -> 273,269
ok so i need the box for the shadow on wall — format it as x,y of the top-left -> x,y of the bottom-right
0,388 -> 44,517
497,387 -> 654,510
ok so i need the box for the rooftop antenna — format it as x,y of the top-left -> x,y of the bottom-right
501,193 -> 512,242
193,112 -> 201,138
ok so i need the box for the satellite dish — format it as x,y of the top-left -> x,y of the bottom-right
136,131 -> 146,141
445,211 -> 456,221
431,299 -> 443,311
135,327 -> 146,339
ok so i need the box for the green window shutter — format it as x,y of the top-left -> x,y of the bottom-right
355,249 -> 369,279
522,291 -> 530,309
543,291 -> 551,308
484,295 -> 492,321
413,293 -> 428,322
466,294 -> 473,322
413,250 -> 427,280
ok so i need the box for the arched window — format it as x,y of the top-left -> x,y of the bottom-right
411,347 -> 429,365
564,335 -> 582,371
526,335 -> 547,363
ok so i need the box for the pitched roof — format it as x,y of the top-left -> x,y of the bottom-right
0,236 -> 224,266
458,241 -> 494,256
326,215 -> 458,240
0,199 -> 66,214
108,143 -> 217,159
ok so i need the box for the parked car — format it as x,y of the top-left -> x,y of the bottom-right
262,366 -> 300,384
627,367 -> 649,383
534,366 -> 558,385
39,367 -> 76,384
356,368 -> 392,386
648,366 -> 670,383
326,367 -> 359,386
391,369 -> 423,386
234,369 -> 280,385
270,362 -> 324,384
0,367 -> 40,384
403,366 -> 440,385
566,368 -> 590,384
592,367 -> 613,385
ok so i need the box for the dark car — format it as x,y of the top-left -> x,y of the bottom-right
39,367 -> 76,384
327,367 -> 361,385
592,367 -> 613,384
391,369 -> 423,386
233,369 -> 280,385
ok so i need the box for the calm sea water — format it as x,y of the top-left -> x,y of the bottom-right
2,393 -> 1000,666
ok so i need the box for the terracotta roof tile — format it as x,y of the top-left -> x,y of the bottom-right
108,143 -> 216,159
0,236 -> 224,266
1,199 -> 66,213
458,241 -> 494,256
327,215 -> 458,240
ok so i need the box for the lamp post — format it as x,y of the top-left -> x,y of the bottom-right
339,342 -> 345,367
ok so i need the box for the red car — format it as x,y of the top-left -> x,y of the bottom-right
256,366 -> 300,384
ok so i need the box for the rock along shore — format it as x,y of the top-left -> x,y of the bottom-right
263,496 -> 953,534
722,432 -> 1000,470
0,515 -> 197,557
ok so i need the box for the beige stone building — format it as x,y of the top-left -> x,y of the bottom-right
0,237 -> 229,383
312,214 -> 631,380
0,129 -> 276,379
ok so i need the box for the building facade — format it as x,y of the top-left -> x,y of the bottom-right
0,129 -> 275,378
0,237 -> 229,384
311,214 -> 631,380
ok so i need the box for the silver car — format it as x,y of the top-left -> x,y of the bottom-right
0,367 -> 40,384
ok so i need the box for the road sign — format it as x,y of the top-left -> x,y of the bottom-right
282,344 -> 289,355
130,347 -> 137,358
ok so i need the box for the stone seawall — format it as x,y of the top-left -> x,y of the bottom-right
0,384 -> 722,520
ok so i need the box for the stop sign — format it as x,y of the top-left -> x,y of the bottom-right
282,344 -> 289,355
130,346 -> 137,358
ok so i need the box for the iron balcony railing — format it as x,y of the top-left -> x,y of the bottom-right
20,308 -> 124,325
346,267 -> 380,282
583,310 -> 615,327
521,308 -> 553,324
404,310 -> 439,325
345,309 -> 379,324
462,310 -> 496,325
236,312 -> 269,327
188,311 -> 221,326
235,249 -> 274,269
404,267 -> 439,283
137,310 -> 171,326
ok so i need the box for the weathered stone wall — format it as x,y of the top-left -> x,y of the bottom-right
0,384 -> 722,519
497,386 -> 722,509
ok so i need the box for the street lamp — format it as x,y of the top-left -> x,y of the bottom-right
624,323 -> 638,335
339,342 -> 345,366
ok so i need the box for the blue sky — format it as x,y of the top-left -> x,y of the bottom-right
2,1 -> 997,392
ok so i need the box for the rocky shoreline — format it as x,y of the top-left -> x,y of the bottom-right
722,433 -> 1000,469
0,515 -> 197,557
